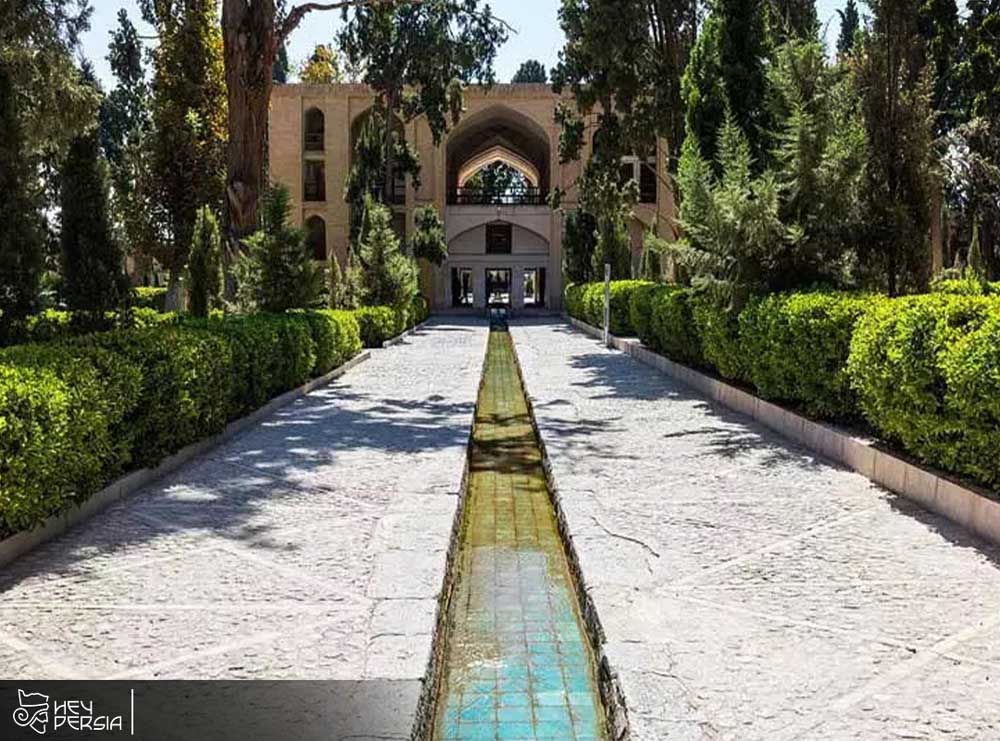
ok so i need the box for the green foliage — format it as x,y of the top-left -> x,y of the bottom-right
578,170 -> 634,281
837,0 -> 860,56
357,196 -> 419,309
339,0 -> 507,207
552,0 -> 695,174
930,277 -> 1000,295
848,294 -> 1000,485
681,0 -> 771,167
673,117 -> 789,309
564,281 -> 652,335
299,44 -> 343,84
650,287 -> 704,365
629,283 -> 676,345
639,232 -> 665,281
0,60 -> 45,337
966,221 -> 986,283
0,310 -> 364,533
512,59 -> 548,83
854,0 -> 936,295
60,128 -> 128,322
691,293 -> 747,381
354,306 -> 398,347
142,0 -> 227,282
563,210 -> 598,284
133,286 -> 167,311
186,206 -> 223,317
236,185 -> 325,312
740,292 -> 878,417
409,205 -> 448,266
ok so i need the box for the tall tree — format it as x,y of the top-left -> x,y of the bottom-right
553,0 -> 697,177
299,43 -> 343,84
141,0 -> 227,307
273,42 -> 290,84
60,116 -> 128,323
100,10 -> 157,267
945,0 -> 1000,276
837,0 -> 860,56
917,0 -> 960,136
769,0 -> 819,42
0,0 -> 98,333
681,0 -> 772,169
854,0 -> 936,295
339,0 -> 508,207
0,60 -> 45,336
512,59 -> 548,83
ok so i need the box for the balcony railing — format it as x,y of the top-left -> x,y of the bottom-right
447,186 -> 547,206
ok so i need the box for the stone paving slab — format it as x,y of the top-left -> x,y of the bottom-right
509,319 -> 1000,741
0,318 -> 487,688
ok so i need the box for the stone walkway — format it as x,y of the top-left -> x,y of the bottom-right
509,319 -> 1000,741
0,319 -> 486,700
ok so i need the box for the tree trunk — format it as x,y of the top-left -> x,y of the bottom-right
222,0 -> 278,240
164,267 -> 184,311
383,93 -> 397,207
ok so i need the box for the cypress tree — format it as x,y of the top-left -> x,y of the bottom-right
60,128 -> 127,322
0,60 -> 45,337
187,206 -> 223,317
837,0 -> 860,56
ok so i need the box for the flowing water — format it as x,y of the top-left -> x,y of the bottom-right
432,328 -> 608,740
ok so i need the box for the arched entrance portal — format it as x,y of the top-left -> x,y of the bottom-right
443,105 -> 553,311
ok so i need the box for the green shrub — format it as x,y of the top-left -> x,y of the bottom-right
355,306 -> 398,347
565,283 -> 587,320
649,287 -> 704,366
133,286 -> 167,311
691,295 -> 746,381
929,278 -> 1000,296
740,292 -> 878,418
848,294 -> 1000,485
299,309 -> 362,375
940,312 -> 1000,484
630,283 -> 676,346
564,280 -> 654,335
408,294 -> 430,326
0,365 -> 82,533
1,310 -> 364,535
0,342 -> 145,534
77,327 -> 232,467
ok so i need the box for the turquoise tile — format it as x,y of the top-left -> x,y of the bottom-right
497,704 -> 532,724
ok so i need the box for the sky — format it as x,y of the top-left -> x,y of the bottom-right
82,0 -> 848,91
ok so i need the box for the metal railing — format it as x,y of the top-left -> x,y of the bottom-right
304,132 -> 324,151
447,186 -> 548,206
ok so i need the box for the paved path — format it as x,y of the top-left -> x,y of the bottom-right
0,319 -> 486,702
509,319 -> 1000,741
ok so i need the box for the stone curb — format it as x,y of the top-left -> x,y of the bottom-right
0,351 -> 371,569
566,315 -> 1000,547
381,318 -> 430,348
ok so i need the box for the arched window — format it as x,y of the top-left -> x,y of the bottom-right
305,216 -> 327,261
304,108 -> 325,151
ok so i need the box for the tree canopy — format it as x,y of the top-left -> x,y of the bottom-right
512,59 -> 547,83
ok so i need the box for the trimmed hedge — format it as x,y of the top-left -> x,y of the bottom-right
354,295 -> 430,348
741,292 -> 879,418
565,281 -> 653,335
0,311 -> 363,535
649,287 -> 703,366
848,294 -> 1000,486
133,286 -> 168,311
565,281 -> 1000,489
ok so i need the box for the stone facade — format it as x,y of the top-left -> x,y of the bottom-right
269,83 -> 676,311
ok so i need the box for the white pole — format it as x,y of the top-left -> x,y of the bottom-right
603,263 -> 611,347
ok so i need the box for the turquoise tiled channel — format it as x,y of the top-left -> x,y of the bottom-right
433,332 -> 607,741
